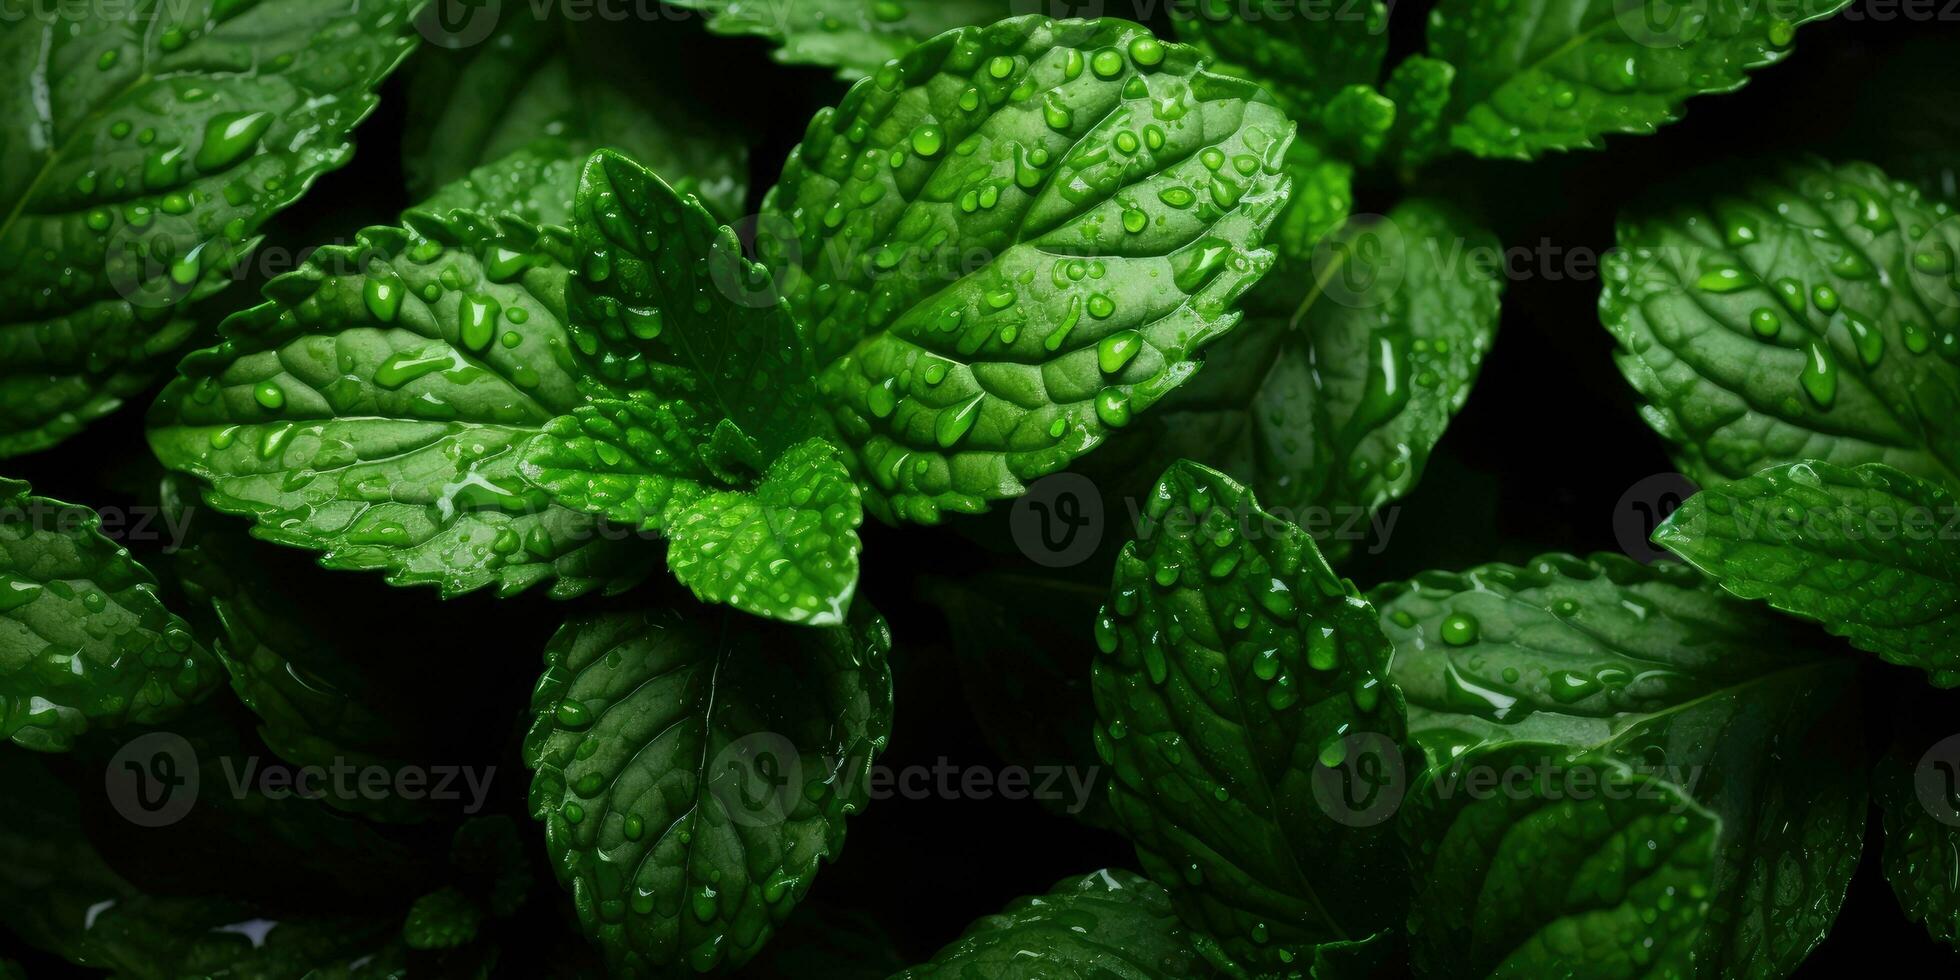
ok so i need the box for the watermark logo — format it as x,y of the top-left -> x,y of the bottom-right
1613,0 -> 1707,48
416,0 -> 501,47
1614,472 -> 1699,563
1312,731 -> 1406,827
709,731 -> 803,828
1312,213 -> 1405,310
1915,734 -> 1960,828
1011,473 -> 1104,567
106,732 -> 200,827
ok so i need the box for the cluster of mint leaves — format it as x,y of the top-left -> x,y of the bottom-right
2,0 -> 1958,976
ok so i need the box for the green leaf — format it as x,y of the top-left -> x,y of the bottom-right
1656,459 -> 1960,686
664,0 -> 1014,79
1603,158 -> 1960,489
0,477 -> 219,751
1875,723 -> 1960,951
896,869 -> 1211,979
147,209 -> 657,599
0,751 -> 406,979
666,437 -> 863,626
1427,0 -> 1848,159
1375,552 -> 1865,978
1171,0 -> 1390,122
404,887 -> 482,951
1090,460 -> 1407,969
523,602 -> 893,974
1401,742 -> 1720,978
761,16 -> 1296,523
1108,200 -> 1499,560
414,136 -> 587,229
402,11 -> 746,219
0,0 -> 421,456
1380,56 -> 1455,174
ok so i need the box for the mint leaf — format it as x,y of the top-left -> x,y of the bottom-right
1656,459 -> 1960,686
0,477 -> 218,751
1428,0 -> 1849,159
667,437 -> 863,626
761,16 -> 1296,523
1876,727 -> 1960,951
1090,460 -> 1406,969
404,887 -> 481,951
1381,56 -> 1455,174
1402,743 -> 1719,978
524,603 -> 892,973
0,0 -> 421,457
896,869 -> 1208,978
148,209 -> 656,599
1112,200 -> 1499,559
1172,0 -> 1390,118
403,10 -> 747,220
665,0 -> 1013,79
1376,552 -> 1865,977
415,136 -> 586,229
1604,158 -> 1960,488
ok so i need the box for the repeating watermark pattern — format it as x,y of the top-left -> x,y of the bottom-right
1129,491 -> 1400,556
1614,472 -> 1699,563
104,732 -> 496,826
1914,734 -> 1960,828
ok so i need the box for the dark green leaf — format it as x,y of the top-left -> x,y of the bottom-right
523,602 -> 893,973
1376,552 -> 1865,977
0,0 -> 421,456
1656,459 -> 1960,686
896,869 -> 1211,979
1875,722 -> 1960,951
402,11 -> 745,219
1402,742 -> 1719,978
147,210 -> 656,599
0,477 -> 218,751
414,136 -> 587,229
1171,0 -> 1390,121
1603,158 -> 1960,488
1090,460 -> 1406,969
404,887 -> 481,950
664,0 -> 1014,79
1427,0 -> 1849,158
761,16 -> 1296,523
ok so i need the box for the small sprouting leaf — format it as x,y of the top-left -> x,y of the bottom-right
1402,742 -> 1719,978
762,16 -> 1296,523
403,10 -> 746,219
896,869 -> 1208,978
1091,460 -> 1406,969
666,438 -> 863,627
1656,460 -> 1960,686
1604,158 -> 1960,489
1375,552 -> 1865,977
147,210 -> 657,599
664,0 -> 1015,78
0,477 -> 219,751
524,603 -> 892,974
1171,0 -> 1390,120
1381,55 -> 1455,173
0,0 -> 422,456
1427,0 -> 1850,158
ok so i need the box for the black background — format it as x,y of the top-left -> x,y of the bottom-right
6,2 -> 1959,976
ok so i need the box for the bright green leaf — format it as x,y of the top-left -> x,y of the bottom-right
1428,0 -> 1849,158
762,16 -> 1296,523
1376,552 -> 1865,978
0,0 -> 421,456
1656,459 -> 1960,686
147,210 -> 657,599
896,869 -> 1209,978
1171,0 -> 1390,121
0,477 -> 219,751
524,602 -> 893,974
1603,158 -> 1960,489
666,437 -> 863,626
1090,460 -> 1406,969
664,0 -> 1014,78
1381,55 -> 1455,174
